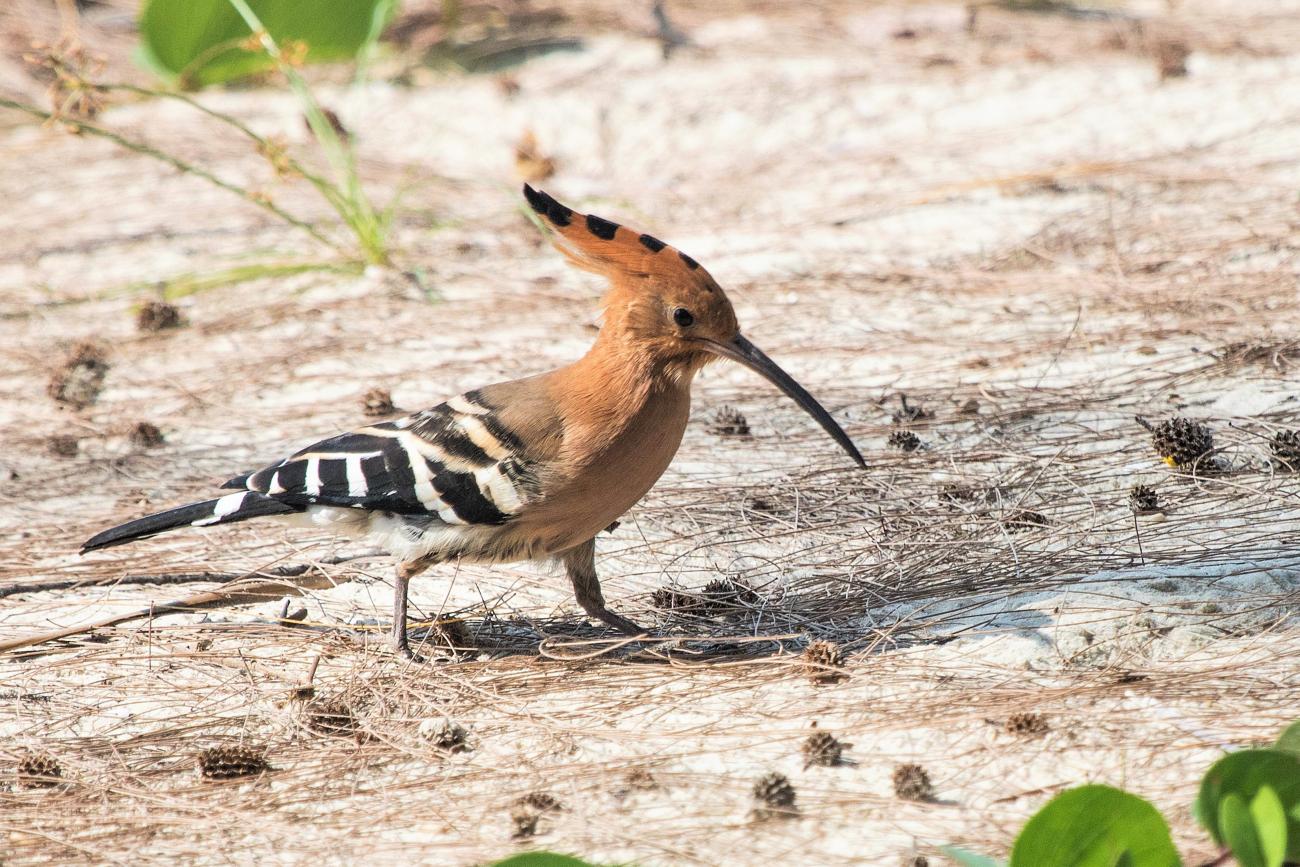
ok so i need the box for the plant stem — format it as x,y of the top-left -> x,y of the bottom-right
225,0 -> 389,265
0,96 -> 339,252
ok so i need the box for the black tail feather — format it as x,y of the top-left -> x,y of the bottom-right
81,492 -> 299,553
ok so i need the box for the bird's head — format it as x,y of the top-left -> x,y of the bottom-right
524,185 -> 865,469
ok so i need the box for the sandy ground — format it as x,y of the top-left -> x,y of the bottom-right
1,1 -> 1299,864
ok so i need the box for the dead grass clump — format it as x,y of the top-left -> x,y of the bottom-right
47,341 -> 109,409
1214,339 -> 1300,371
16,751 -> 63,788
752,772 -> 798,819
129,421 -> 164,449
135,300 -> 182,332
803,730 -> 849,768
197,746 -> 270,781
361,387 -> 397,418
46,434 -> 78,458
802,640 -> 847,684
1004,712 -> 1050,736
708,405 -> 751,437
892,763 -> 934,802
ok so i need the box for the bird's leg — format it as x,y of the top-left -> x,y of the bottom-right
561,539 -> 643,636
392,560 -> 430,661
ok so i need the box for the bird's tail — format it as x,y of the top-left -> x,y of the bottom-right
81,492 -> 298,553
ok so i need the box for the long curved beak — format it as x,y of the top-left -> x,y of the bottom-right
703,334 -> 866,468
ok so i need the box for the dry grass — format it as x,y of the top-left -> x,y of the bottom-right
2,0 -> 1299,864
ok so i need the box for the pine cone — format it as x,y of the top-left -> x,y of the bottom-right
129,421 -> 164,449
1004,712 -> 1049,736
135,300 -> 182,332
1003,510 -> 1048,532
419,718 -> 470,753
304,697 -> 359,737
197,746 -> 269,780
803,730 -> 849,767
16,751 -> 63,788
510,791 -> 563,838
752,771 -> 797,818
1129,484 -> 1160,514
46,434 -> 79,458
701,577 -> 759,613
360,387 -> 396,418
709,405 -> 751,437
48,341 -> 109,409
802,640 -> 848,684
892,763 -> 934,801
887,430 -> 921,452
1270,430 -> 1300,469
1149,417 -> 1213,468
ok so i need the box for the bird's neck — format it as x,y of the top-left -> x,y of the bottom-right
548,330 -> 700,454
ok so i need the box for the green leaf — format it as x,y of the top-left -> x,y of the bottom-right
138,0 -> 396,88
1009,785 -> 1180,867
1275,721 -> 1300,759
1250,786 -> 1288,867
1220,793 -> 1267,867
1196,749 -> 1300,862
487,855 -> 601,867
940,845 -> 1005,867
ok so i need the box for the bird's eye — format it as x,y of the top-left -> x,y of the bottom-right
673,308 -> 694,327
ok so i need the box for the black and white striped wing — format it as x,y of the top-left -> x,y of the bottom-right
223,394 -> 538,527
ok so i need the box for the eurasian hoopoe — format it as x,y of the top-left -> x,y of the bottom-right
82,186 -> 865,658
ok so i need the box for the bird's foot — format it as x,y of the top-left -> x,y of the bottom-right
394,632 -> 427,664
